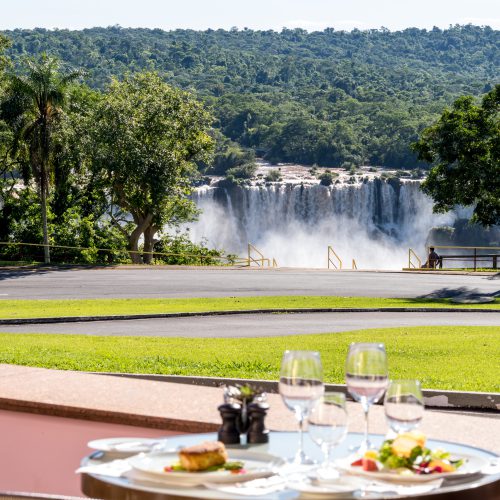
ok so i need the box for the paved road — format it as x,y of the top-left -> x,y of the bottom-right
0,267 -> 498,299
0,311 -> 497,337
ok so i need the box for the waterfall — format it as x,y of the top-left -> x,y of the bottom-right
187,179 -> 456,269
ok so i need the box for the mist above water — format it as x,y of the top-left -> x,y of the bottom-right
187,180 -> 455,270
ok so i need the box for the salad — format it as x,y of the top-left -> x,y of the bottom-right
351,431 -> 464,475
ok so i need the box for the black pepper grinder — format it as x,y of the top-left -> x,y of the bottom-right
217,403 -> 241,444
246,402 -> 270,444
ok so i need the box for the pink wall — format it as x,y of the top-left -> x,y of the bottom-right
0,409 -> 179,496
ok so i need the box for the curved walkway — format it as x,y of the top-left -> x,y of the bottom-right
1,311 -> 498,337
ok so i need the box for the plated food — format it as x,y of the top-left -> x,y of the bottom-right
351,431 -> 463,475
165,441 -> 245,474
128,441 -> 284,486
341,431 -> 486,483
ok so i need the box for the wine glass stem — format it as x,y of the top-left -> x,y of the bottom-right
323,444 -> 334,468
298,416 -> 305,455
363,404 -> 370,449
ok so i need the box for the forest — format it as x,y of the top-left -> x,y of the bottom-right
2,25 -> 499,169
0,26 -> 498,265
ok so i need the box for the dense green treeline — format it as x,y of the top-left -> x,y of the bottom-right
2,25 -> 499,168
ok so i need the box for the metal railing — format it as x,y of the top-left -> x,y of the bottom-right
327,246 -> 343,269
247,243 -> 277,267
408,248 -> 422,269
426,245 -> 500,271
0,241 -> 237,267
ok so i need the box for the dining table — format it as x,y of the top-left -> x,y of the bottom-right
80,431 -> 500,500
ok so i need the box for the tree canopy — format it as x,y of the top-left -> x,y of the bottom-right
413,85 -> 500,226
2,25 -> 499,168
90,72 -> 214,263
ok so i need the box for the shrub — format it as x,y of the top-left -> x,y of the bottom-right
226,163 -> 257,179
153,232 -> 235,265
265,169 -> 282,182
319,171 -> 334,186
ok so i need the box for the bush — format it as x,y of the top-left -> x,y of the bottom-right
319,171 -> 334,186
226,163 -> 257,179
152,232 -> 235,265
199,133 -> 255,176
265,169 -> 282,182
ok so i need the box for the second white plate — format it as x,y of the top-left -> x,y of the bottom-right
337,453 -> 488,483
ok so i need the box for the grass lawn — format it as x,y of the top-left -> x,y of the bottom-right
1,326 -> 499,392
0,296 -> 499,319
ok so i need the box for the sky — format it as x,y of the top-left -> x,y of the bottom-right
0,0 -> 499,31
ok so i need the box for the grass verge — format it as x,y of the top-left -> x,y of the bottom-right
0,296 -> 499,319
1,326 -> 499,392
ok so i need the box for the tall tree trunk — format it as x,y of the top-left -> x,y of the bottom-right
128,213 -> 153,264
143,225 -> 158,265
40,173 -> 50,264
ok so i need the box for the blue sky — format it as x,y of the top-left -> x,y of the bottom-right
1,0 -> 499,31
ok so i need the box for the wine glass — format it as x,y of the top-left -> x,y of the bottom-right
279,350 -> 324,464
345,343 -> 388,453
384,379 -> 424,434
308,392 -> 348,478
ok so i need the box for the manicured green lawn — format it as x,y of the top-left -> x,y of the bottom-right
1,326 -> 499,392
0,296 -> 498,319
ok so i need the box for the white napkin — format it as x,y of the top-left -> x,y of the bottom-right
203,476 -> 287,496
76,459 -> 132,477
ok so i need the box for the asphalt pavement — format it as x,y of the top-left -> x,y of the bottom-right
0,267 -> 498,299
0,311 -> 497,337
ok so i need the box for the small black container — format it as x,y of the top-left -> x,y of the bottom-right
246,402 -> 270,444
217,403 -> 241,445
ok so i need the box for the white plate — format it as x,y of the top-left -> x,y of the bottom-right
88,437 -> 164,454
337,453 -> 488,483
128,450 -> 285,486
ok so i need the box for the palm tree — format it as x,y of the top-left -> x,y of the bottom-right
3,55 -> 83,263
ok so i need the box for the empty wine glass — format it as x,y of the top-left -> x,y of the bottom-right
279,350 -> 324,464
308,392 -> 348,479
384,379 -> 424,433
345,343 -> 388,453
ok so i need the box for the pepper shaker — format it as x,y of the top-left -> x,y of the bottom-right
247,402 -> 270,444
217,403 -> 241,444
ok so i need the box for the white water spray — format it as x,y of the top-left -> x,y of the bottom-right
187,180 -> 455,269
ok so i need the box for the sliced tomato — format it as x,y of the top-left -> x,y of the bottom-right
351,458 -> 363,466
362,458 -> 378,471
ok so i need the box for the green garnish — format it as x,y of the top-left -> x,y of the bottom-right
223,461 -> 245,470
165,461 -> 245,473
